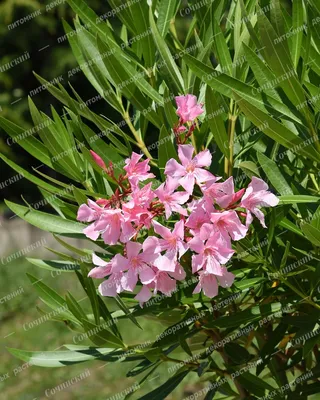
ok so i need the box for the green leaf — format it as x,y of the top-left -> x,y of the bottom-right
257,152 -> 292,195
279,195 -> 320,204
96,34 -> 163,106
107,0 -> 136,34
62,20 -> 122,114
5,200 -> 84,236
7,347 -> 116,367
213,18 -> 233,76
149,6 -> 184,92
130,0 -> 155,66
79,264 -> 100,325
302,223 -> 320,246
257,12 -> 306,109
158,125 -> 177,178
234,93 -> 320,162
224,343 -> 250,364
114,296 -> 142,330
65,0 -> 114,39
205,86 -> 229,157
205,302 -> 282,328
292,0 -> 304,68
238,372 -> 275,397
28,98 -> 83,181
238,161 -> 260,179
183,53 -> 301,123
0,117 -> 53,167
157,0 -> 177,37
66,292 -> 87,323
242,44 -> 281,101
139,370 -> 190,400
27,258 -> 80,272
0,154 -> 74,201
26,273 -> 78,324
81,319 -> 124,348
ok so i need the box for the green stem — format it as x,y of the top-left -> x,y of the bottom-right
225,99 -> 237,177
280,278 -> 320,311
123,111 -> 156,165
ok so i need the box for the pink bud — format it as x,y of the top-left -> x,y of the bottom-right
90,150 -> 106,170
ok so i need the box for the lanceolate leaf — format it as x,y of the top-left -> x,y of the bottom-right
158,125 -> 178,178
302,223 -> 320,246
205,86 -> 229,157
257,152 -> 293,195
279,195 -> 320,204
27,258 -> 80,272
257,12 -> 306,109
183,53 -> 301,123
0,117 -> 53,167
149,7 -> 184,92
7,347 -> 117,368
234,93 -> 320,162
139,370 -> 190,400
157,0 -> 177,37
5,200 -> 84,236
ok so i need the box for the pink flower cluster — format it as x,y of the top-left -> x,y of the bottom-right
77,142 -> 279,305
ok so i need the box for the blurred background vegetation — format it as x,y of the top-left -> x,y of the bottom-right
0,0 -> 113,205
0,1 -> 202,399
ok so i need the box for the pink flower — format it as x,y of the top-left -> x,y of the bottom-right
134,285 -> 152,306
122,183 -> 155,228
155,177 -> 189,219
99,272 -> 124,297
152,220 -> 188,271
193,267 -> 235,298
165,144 -> 216,193
175,94 -> 204,123
77,200 -> 135,244
202,177 -> 245,208
210,211 -> 247,242
77,199 -> 104,223
94,209 -> 135,245
134,263 -> 186,306
77,200 -> 105,241
124,152 -> 155,188
152,270 -> 177,295
185,199 -> 214,235
240,177 -> 279,228
88,253 -> 112,279
90,150 -> 107,170
189,232 -> 234,275
118,239 -> 159,292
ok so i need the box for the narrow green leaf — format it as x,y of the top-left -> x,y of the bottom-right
234,93 -> 320,162
27,258 -> 79,272
302,223 -> 320,246
139,370 -> 190,400
205,86 -> 229,157
257,152 -> 292,195
158,125 -> 177,178
149,6 -> 184,92
292,0 -> 304,68
0,117 -> 53,167
183,53 -> 301,123
258,12 -> 306,109
81,319 -> 124,348
157,0 -> 177,37
7,347 -> 115,367
5,200 -> 84,236
279,195 -> 320,204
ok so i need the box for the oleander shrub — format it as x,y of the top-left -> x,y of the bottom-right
2,0 -> 320,398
